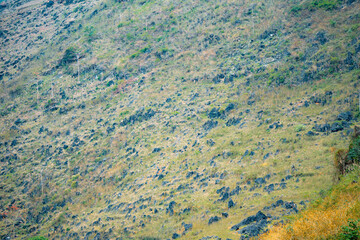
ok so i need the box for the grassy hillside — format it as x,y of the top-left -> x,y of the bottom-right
260,170 -> 360,239
0,0 -> 359,239
260,130 -> 360,239
260,166 -> 360,239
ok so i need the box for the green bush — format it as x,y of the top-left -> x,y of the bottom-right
337,219 -> 360,240
291,5 -> 303,13
294,124 -> 306,132
292,0 -> 342,13
130,52 -> 140,59
71,181 -> 78,188
310,0 -> 341,10
84,25 -> 97,42
347,135 -> 360,164
60,47 -> 77,66
28,237 -> 48,240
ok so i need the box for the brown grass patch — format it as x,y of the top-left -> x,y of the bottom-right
260,179 -> 360,240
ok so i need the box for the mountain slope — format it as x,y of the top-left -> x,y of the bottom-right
0,0 -> 359,239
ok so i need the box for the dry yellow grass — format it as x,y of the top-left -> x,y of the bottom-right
260,174 -> 360,240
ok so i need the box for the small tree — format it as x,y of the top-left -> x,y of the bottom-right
60,47 -> 77,66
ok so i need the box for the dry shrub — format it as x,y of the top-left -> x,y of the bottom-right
260,181 -> 360,240
334,149 -> 348,176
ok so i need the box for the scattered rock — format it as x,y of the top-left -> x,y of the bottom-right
331,122 -> 343,132
231,211 -> 267,231
284,201 -> 298,213
203,120 -> 218,131
182,222 -> 193,233
120,108 -> 156,126
337,111 -> 352,122
226,117 -> 242,127
314,31 -> 327,45
238,219 -> 268,239
228,199 -> 235,208
200,236 -> 221,240
206,139 -> 216,146
208,216 -> 221,225
166,201 -> 176,216
268,122 -> 283,129
310,91 -> 332,105
344,52 -> 357,70
254,177 -> 266,185
10,139 -> 18,147
259,28 -> 277,40
152,148 -> 161,153
306,131 -> 316,136
14,118 -> 24,125
314,123 -> 330,132
45,0 -> 54,7
208,108 -> 223,119
172,233 -> 180,239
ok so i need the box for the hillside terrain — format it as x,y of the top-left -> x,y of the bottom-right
261,128 -> 360,239
0,0 -> 359,239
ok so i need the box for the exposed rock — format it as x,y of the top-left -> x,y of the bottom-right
78,102 -> 86,109
182,222 -> 193,233
204,34 -> 220,45
263,153 -> 270,160
225,103 -> 236,112
206,139 -> 216,146
106,125 -> 115,134
14,118 -> 24,125
344,52 -> 357,70
331,122 -> 343,132
254,177 -> 266,185
59,107 -> 71,115
238,219 -> 268,239
120,108 -> 156,126
152,148 -> 161,153
310,91 -> 332,105
228,199 -> 235,208
208,216 -> 221,225
45,0 -> 54,7
208,108 -> 223,119
72,136 -> 85,147
231,211 -> 267,231
166,201 -> 176,216
200,236 -> 221,240
259,28 -> 277,40
268,121 -> 283,129
226,117 -> 242,127
314,31 -> 327,45
172,233 -> 180,239
203,120 -> 218,131
10,139 -> 18,147
306,131 -> 316,136
337,111 -> 352,122
314,123 -> 330,132
284,201 -> 298,213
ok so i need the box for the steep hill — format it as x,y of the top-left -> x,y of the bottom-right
0,0 -> 359,239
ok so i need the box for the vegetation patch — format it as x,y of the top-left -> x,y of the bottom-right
260,127 -> 360,240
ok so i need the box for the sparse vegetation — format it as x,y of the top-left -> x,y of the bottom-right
0,0 -> 359,238
28,237 -> 48,240
260,128 -> 360,240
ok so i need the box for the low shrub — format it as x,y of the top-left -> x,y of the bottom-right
28,236 -> 48,240
337,219 -> 360,240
